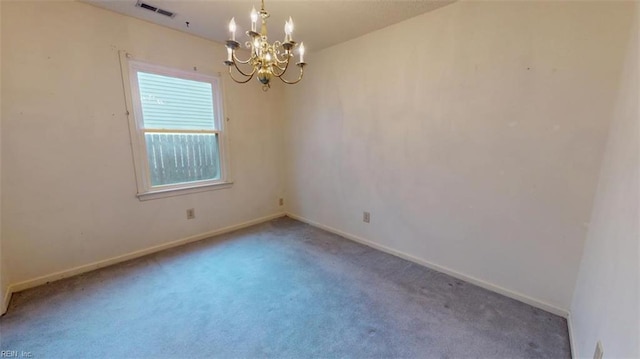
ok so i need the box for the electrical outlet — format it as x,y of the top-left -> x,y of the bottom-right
593,341 -> 603,359
186,208 -> 195,219
363,211 -> 370,223
279,198 -> 284,206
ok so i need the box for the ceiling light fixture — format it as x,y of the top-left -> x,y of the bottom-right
224,0 -> 306,91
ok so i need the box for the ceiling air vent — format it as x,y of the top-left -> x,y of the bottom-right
135,1 -> 176,18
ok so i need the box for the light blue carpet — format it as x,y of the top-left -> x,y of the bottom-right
0,217 -> 571,358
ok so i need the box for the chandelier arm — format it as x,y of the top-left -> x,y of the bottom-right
271,67 -> 284,77
272,57 -> 291,77
228,66 -> 255,84
272,59 -> 289,73
271,64 -> 288,77
232,60 -> 256,78
232,51 -> 252,65
272,42 -> 289,65
273,51 -> 290,65
278,66 -> 304,85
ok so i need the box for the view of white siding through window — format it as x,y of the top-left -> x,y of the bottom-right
137,72 -> 220,186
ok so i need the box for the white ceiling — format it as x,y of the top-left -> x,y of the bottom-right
83,0 -> 454,52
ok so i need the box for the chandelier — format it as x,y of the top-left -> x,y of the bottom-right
224,0 -> 306,91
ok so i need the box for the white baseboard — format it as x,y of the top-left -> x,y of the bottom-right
567,314 -> 578,359
1,289 -> 11,316
3,211 -> 570,321
2,212 -> 286,312
286,212 -> 570,318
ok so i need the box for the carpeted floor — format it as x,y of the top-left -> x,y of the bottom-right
0,217 -> 571,358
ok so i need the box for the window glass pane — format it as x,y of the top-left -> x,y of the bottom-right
137,72 -> 216,130
145,133 -> 220,186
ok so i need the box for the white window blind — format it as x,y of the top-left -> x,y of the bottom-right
137,72 -> 216,131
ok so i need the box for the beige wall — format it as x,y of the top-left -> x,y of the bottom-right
283,1 -> 634,312
0,0 -> 5,313
1,1 -> 285,291
570,3 -> 639,358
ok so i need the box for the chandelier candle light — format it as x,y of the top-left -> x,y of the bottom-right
224,0 -> 306,91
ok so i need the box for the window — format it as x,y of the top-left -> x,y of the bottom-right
125,59 -> 231,200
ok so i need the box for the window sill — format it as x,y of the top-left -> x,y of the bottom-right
137,181 -> 234,201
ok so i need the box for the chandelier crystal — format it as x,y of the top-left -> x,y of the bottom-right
224,0 -> 306,91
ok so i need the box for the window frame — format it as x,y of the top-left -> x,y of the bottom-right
121,54 -> 232,200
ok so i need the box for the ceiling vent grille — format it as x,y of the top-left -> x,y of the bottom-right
135,1 -> 176,18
